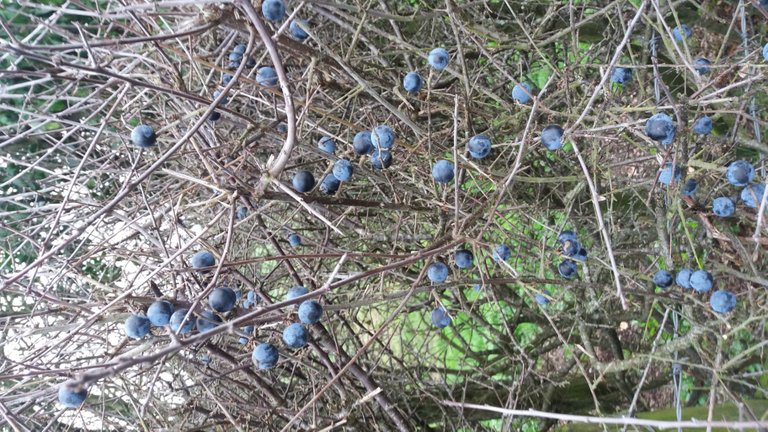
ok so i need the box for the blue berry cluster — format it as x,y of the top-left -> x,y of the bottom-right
123,286 -> 243,342
655,268 -> 736,314
713,160 -> 765,217
556,230 -> 586,279
252,288 -> 325,370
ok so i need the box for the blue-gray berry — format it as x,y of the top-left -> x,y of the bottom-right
511,82 -> 533,104
289,19 -> 309,41
147,301 -> 174,326
645,113 -> 676,145
318,136 -> 336,154
256,66 -> 278,87
298,300 -> 323,324
454,249 -> 473,269
261,0 -> 285,22
371,125 -> 395,149
713,197 -> 735,217
131,124 -> 157,148
333,159 -> 353,181
710,290 -> 736,314
282,323 -> 308,349
292,170 -> 315,193
727,160 -> 755,187
430,306 -> 451,328
209,287 -> 237,313
370,150 -> 393,170
428,48 -> 449,70
58,381 -> 87,409
252,343 -> 278,369
169,309 -> 195,334
319,174 -> 341,195
124,314 -> 151,339
741,184 -> 766,209
190,251 -> 215,270
541,125 -> 564,151
427,261 -> 449,283
468,135 -> 491,159
353,131 -> 374,155
403,71 -> 423,93
432,160 -> 455,184
692,116 -> 713,135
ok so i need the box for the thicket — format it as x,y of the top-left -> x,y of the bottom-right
0,0 -> 767,430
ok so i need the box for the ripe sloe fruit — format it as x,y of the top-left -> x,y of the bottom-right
672,24 -> 692,42
256,66 -> 278,87
333,159 -> 353,181
713,197 -> 735,217
209,287 -> 237,313
454,249 -> 473,269
292,170 -> 315,193
298,300 -> 323,324
645,113 -> 676,145
190,251 -> 215,270
124,314 -> 151,339
653,270 -> 674,288
493,244 -> 511,262
58,381 -> 87,408
319,174 -> 341,195
427,262 -> 449,283
371,125 -> 395,149
692,116 -> 712,135
169,309 -> 194,334
468,135 -> 491,159
659,163 -> 681,186
694,58 -> 711,75
286,286 -> 309,306
289,19 -> 309,41
676,269 -> 692,288
282,323 -> 308,349
252,343 -> 278,369
196,310 -> 221,333
741,184 -> 766,209
261,0 -> 285,22
353,131 -> 374,155
511,82 -> 533,104
726,160 -> 755,187
535,290 -> 551,305
318,136 -> 336,154
541,125 -> 564,151
131,124 -> 157,148
558,259 -> 577,279
428,48 -> 449,70
147,300 -> 174,326
370,150 -> 392,170
710,290 -> 737,314
611,67 -> 632,84
682,179 -> 697,197
690,270 -> 713,293
430,307 -> 451,328
239,325 -> 254,345
432,160 -> 454,183
403,71 -> 423,93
